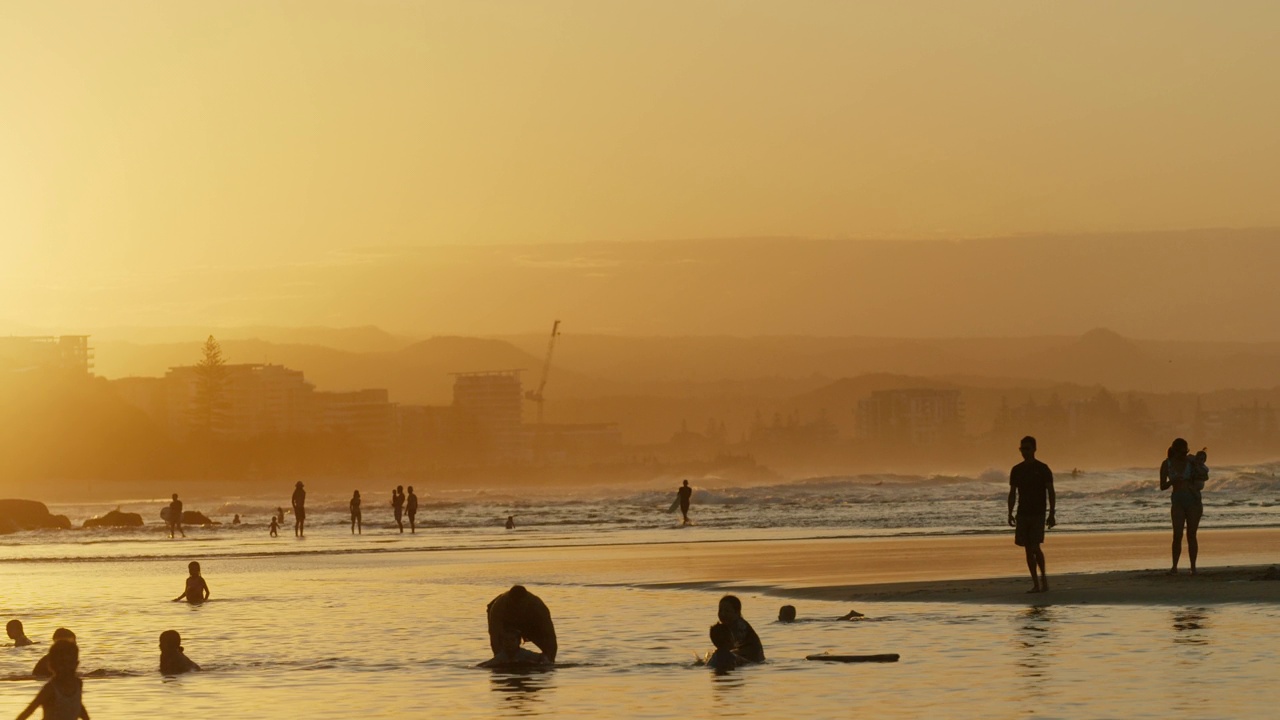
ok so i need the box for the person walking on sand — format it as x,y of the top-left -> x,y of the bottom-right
677,479 -> 693,525
350,490 -> 362,535
168,493 -> 185,538
391,486 -> 405,533
1160,438 -> 1206,575
406,486 -> 418,534
1008,436 -> 1056,593
291,482 -> 307,538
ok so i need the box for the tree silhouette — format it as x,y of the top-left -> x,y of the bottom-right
192,335 -> 228,437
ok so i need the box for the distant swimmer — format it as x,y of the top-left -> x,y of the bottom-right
406,486 -> 418,534
482,585 -> 557,666
173,561 -> 210,604
168,493 -> 185,538
268,516 -> 279,537
16,639 -> 87,720
391,486 -> 405,533
350,490 -> 362,535
677,480 -> 693,525
1009,436 -> 1056,594
232,514 -> 240,525
158,630 -> 200,675
6,618 -> 34,647
292,482 -> 306,538
777,605 -> 865,623
33,629 -> 76,678
505,515 -> 515,530
717,595 -> 764,663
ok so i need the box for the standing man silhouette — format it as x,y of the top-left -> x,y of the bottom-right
391,486 -> 405,533
1008,436 -> 1056,593
406,486 -> 418,534
677,480 -> 693,525
292,481 -> 307,538
168,494 -> 185,538
350,490 -> 362,535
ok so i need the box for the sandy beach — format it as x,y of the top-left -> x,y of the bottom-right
418,528 -> 1280,605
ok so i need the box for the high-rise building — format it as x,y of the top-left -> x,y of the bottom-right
0,336 -> 93,374
451,370 -> 525,462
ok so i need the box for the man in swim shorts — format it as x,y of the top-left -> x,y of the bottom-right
1008,436 -> 1056,593
291,482 -> 306,537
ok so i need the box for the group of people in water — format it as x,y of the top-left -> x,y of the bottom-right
1007,435 -> 1210,593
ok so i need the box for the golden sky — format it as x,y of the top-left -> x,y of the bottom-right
3,2 -> 1279,331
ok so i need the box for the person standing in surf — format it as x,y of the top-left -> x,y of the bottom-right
168,493 -> 185,538
1160,437 -> 1206,575
391,486 -> 405,533
350,490 -> 362,535
1008,436 -> 1056,593
676,479 -> 693,525
291,482 -> 307,538
406,486 -> 418,534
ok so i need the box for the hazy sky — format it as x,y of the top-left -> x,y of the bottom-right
3,1 -> 1279,331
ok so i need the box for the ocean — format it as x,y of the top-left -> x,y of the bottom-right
2,462 -> 1278,718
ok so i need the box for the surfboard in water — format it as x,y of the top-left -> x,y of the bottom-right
805,653 -> 899,663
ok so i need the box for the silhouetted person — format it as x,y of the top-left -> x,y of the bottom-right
1009,435 -> 1056,593
484,585 -> 557,665
777,605 -> 863,623
717,595 -> 764,663
391,486 -> 405,533
7,619 -> 33,647
232,514 -> 240,525
677,480 -> 693,525
276,506 -> 285,525
33,629 -> 76,678
350,490 -> 362,534
168,493 -> 185,538
292,482 -> 306,538
268,516 -> 279,537
158,630 -> 200,675
16,639 -> 87,720
1161,438 -> 1206,575
706,622 -> 743,671
173,561 -> 210,604
505,515 -> 515,530
406,486 -> 418,533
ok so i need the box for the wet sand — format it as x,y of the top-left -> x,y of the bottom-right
443,528 -> 1280,605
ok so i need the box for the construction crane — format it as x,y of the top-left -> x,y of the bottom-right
525,320 -> 560,425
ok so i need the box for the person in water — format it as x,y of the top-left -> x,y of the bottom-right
173,561 -> 211,604
717,595 -> 764,663
1160,438 -> 1206,575
391,486 -> 405,533
276,507 -> 285,525
7,619 -> 34,647
705,622 -> 743,671
406,486 -> 418,533
268,516 -> 279,537
292,482 -> 306,538
232,514 -> 240,525
677,480 -> 693,525
16,639 -> 88,720
1009,435 -> 1057,593
505,515 -> 515,530
33,629 -> 77,678
350,490 -> 362,535
777,605 -> 864,623
482,585 -> 557,666
168,493 -> 185,539
158,630 -> 200,675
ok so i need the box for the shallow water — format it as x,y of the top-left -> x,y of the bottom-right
2,545 -> 1276,719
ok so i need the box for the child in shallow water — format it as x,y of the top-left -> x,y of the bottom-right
159,630 -> 201,675
173,561 -> 211,604
33,628 -> 77,677
17,639 -> 88,720
705,623 -> 742,671
7,618 -> 34,647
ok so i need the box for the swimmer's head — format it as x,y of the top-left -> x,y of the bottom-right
718,595 -> 742,623
188,561 -> 201,576
51,628 -> 76,643
159,630 -> 182,652
48,639 -> 78,677
709,622 -> 733,650
5,619 -> 23,638
778,605 -> 797,622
